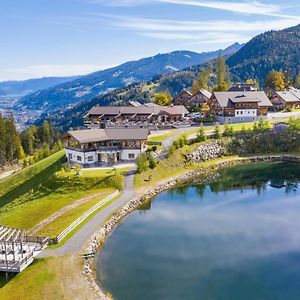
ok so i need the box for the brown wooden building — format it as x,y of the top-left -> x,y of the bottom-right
210,91 -> 272,124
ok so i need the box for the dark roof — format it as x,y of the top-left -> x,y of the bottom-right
87,105 -> 189,117
228,84 -> 257,92
213,91 -> 272,108
68,128 -> 150,144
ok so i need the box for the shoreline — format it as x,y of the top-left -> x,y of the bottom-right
83,154 -> 300,299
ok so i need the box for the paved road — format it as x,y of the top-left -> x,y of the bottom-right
158,126 -> 199,159
39,170 -> 136,257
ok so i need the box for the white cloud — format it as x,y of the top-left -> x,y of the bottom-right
0,64 -> 111,81
88,0 -> 299,19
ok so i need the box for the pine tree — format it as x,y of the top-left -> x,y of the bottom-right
0,113 -> 6,169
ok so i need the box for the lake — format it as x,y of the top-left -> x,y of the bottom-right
96,162 -> 300,300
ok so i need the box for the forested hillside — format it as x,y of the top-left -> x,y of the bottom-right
0,113 -> 62,168
227,25 -> 300,83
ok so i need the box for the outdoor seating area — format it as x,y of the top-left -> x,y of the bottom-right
0,225 -> 49,273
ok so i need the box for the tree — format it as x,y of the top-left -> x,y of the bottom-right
294,73 -> 300,89
246,78 -> 259,89
212,124 -> 221,139
197,125 -> 206,142
265,70 -> 285,91
154,92 -> 172,106
192,68 -> 210,92
0,113 -> 6,169
148,154 -> 157,169
214,57 -> 231,91
136,153 -> 149,173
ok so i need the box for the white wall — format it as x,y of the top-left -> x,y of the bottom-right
66,149 -> 97,164
120,149 -> 142,161
235,109 -> 257,117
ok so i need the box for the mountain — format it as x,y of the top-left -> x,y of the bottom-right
0,76 -> 79,97
227,25 -> 300,83
19,43 -> 242,111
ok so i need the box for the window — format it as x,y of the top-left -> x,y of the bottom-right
77,156 -> 82,162
88,156 -> 93,162
128,153 -> 135,159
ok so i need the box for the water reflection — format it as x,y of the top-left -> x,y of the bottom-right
97,162 -> 300,300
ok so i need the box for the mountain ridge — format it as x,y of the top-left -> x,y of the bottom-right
18,43 -> 243,111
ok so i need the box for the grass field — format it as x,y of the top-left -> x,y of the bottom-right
0,255 -> 99,300
148,130 -> 179,143
0,150 -> 65,205
36,190 -> 114,238
0,153 -> 128,230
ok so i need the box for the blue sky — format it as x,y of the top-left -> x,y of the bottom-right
1,0 -> 300,81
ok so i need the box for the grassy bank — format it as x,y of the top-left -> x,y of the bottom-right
135,140 -> 239,189
0,150 -> 65,206
36,190 -> 113,238
0,162 -> 126,230
0,255 -> 98,300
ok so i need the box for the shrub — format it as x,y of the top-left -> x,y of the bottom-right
136,153 -> 149,173
148,154 -> 157,169
212,124 -> 221,139
197,126 -> 206,142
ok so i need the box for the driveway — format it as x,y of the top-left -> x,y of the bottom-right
39,170 -> 136,257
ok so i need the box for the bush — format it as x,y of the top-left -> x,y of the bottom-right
148,154 -> 157,169
223,124 -> 234,137
212,124 -> 221,139
136,153 -> 149,173
197,126 -> 206,142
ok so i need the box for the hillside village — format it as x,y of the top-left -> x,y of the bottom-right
1,12 -> 300,300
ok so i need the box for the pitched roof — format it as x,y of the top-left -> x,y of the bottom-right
87,105 -> 189,116
213,91 -> 272,108
200,89 -> 212,99
67,128 -> 150,144
276,91 -> 300,103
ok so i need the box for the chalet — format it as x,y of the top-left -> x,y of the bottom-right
65,128 -> 149,166
84,104 -> 189,129
210,91 -> 272,124
172,90 -> 193,106
189,90 -> 212,108
228,83 -> 258,92
270,88 -> 300,110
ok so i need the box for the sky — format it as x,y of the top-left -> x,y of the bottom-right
0,0 -> 300,81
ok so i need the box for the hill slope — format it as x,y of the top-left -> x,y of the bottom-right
20,43 -> 242,111
227,25 -> 300,83
0,76 -> 78,97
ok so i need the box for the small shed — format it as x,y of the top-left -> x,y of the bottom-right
273,122 -> 289,132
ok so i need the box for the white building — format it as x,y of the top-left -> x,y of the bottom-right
65,128 -> 149,166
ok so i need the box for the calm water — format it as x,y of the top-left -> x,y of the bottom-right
96,163 -> 300,300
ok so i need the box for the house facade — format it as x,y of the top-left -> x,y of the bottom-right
270,88 -> 300,110
210,91 -> 272,124
172,89 -> 211,109
172,90 -> 193,106
84,104 -> 189,129
65,128 -> 149,166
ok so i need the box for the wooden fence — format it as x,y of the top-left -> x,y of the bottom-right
51,190 -> 120,244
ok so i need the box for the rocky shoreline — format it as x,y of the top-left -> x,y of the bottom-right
83,154 -> 300,300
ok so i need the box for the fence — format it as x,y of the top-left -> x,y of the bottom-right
52,190 -> 120,244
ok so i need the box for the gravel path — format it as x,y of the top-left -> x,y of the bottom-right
39,170 -> 136,257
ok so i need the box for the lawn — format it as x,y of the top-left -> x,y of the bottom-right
0,255 -> 99,300
0,150 -> 65,207
0,157 -> 126,230
36,190 -> 115,238
148,130 -> 179,144
135,140 -> 239,189
80,166 -> 133,178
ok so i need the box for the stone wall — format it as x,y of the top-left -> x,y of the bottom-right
186,140 -> 225,163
